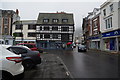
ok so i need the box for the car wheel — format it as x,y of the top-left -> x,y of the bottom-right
2,71 -> 14,80
22,60 -> 34,70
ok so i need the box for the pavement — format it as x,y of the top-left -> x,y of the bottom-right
22,53 -> 73,80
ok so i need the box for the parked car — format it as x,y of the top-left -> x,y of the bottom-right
0,45 -> 24,80
17,43 -> 43,53
78,44 -> 87,52
7,45 -> 41,70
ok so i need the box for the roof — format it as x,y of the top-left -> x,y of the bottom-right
13,20 -> 37,25
37,12 -> 74,25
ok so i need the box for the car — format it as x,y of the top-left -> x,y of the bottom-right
0,45 -> 24,80
17,43 -> 43,53
78,44 -> 87,52
7,45 -> 41,70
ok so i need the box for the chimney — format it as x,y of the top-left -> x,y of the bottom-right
16,9 -> 19,15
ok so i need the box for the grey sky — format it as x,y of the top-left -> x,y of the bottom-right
1,1 -> 106,36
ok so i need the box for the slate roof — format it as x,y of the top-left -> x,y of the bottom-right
13,20 -> 37,25
37,12 -> 74,25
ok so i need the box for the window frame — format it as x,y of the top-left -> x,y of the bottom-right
43,19 -> 49,23
103,9 -> 106,16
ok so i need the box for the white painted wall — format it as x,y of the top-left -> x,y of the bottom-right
12,24 -> 36,40
100,1 -> 119,33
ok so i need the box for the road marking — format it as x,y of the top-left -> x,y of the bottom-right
57,56 -> 74,79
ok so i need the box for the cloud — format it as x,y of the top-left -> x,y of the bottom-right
1,0 -> 107,2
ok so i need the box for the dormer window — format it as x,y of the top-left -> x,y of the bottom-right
43,19 -> 49,23
62,19 -> 68,23
52,19 -> 58,23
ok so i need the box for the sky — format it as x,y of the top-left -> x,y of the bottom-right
1,0 -> 107,36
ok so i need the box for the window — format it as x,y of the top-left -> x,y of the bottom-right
61,27 -> 69,31
110,4 -> 113,12
52,19 -> 58,23
62,19 -> 68,23
8,47 -> 27,54
53,34 -> 58,39
44,34 -> 50,38
44,26 -> 49,31
13,32 -> 23,37
52,26 -> 58,31
40,27 -> 42,30
103,9 -> 106,16
40,34 -> 43,38
4,18 -> 8,24
28,33 -> 36,37
15,24 -> 23,30
28,24 -> 36,30
43,19 -> 49,23
105,17 -> 112,29
4,26 -> 8,34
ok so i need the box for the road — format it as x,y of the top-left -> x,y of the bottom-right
45,48 -> 119,78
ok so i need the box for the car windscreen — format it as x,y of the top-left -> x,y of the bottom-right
79,45 -> 86,48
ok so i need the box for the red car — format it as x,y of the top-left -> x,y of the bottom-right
17,43 -> 38,51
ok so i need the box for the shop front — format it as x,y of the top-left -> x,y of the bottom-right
89,36 -> 101,50
102,29 -> 120,52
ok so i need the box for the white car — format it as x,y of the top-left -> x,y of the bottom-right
0,45 -> 24,80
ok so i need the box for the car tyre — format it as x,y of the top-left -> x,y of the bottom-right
22,60 -> 34,70
2,71 -> 14,80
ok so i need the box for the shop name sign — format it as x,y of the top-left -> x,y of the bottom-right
102,30 -> 120,37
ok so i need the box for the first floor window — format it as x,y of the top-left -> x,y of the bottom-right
28,33 -> 36,37
13,32 -> 23,37
44,34 -> 50,38
53,34 -> 58,39
105,17 -> 112,29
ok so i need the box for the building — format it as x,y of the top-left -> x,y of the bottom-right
0,9 -> 2,39
88,8 -> 101,50
82,13 -> 93,49
12,20 -> 36,44
36,12 -> 75,49
1,9 -> 20,45
100,0 -> 120,52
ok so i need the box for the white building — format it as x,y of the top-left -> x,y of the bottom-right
12,20 -> 36,44
100,0 -> 120,52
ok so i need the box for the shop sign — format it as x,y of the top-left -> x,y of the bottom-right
102,30 -> 120,37
88,36 -> 100,40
